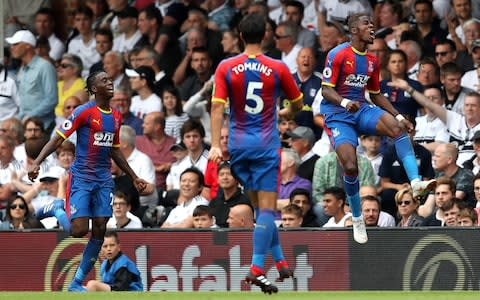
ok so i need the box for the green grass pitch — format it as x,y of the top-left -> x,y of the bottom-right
0,291 -> 478,300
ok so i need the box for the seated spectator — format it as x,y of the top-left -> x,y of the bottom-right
161,86 -> 189,143
192,205 -> 218,228
322,187 -> 351,228
359,185 -> 396,227
135,112 -> 176,190
380,49 -> 422,122
161,167 -> 209,228
119,125 -> 158,210
473,173 -> 480,223
312,151 -> 376,224
289,188 -> 319,227
420,176 -> 456,225
457,207 -> 478,226
463,131 -> 480,175
227,204 -> 255,229
460,40 -> 480,92
281,204 -> 303,228
286,126 -> 319,182
126,66 -> 162,119
277,148 -> 312,218
0,195 -> 44,230
107,191 -> 143,229
361,195 -> 394,227
359,135 -> 383,186
55,54 -> 88,117
433,143 -> 475,205
110,88 -> 143,136
166,120 -> 209,190
395,187 -> 423,227
209,161 -> 251,228
86,231 -> 143,291
55,140 -> 75,171
440,198 -> 467,227
112,6 -> 142,54
0,136 -> 24,210
203,127 -> 230,200
413,84 -> 449,154
183,78 -> 213,143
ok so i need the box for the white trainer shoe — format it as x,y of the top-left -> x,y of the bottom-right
411,179 -> 437,199
352,216 -> 368,244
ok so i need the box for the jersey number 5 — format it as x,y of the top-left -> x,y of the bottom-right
245,82 -> 264,114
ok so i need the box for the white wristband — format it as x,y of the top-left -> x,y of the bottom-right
340,98 -> 351,108
395,114 -> 405,122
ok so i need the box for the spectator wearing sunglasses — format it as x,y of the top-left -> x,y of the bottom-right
55,53 -> 88,117
0,195 -> 44,230
395,187 -> 423,227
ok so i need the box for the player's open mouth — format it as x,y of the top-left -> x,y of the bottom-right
370,30 -> 375,39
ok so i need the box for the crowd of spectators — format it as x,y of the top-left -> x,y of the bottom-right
1,0 -> 480,231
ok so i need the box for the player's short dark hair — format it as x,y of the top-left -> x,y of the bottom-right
104,230 -> 120,243
238,13 -> 266,44
181,119 -> 206,139
95,28 -> 114,42
25,137 -> 48,159
285,0 -> 304,15
193,205 -> 213,217
180,167 -> 205,190
347,13 -> 370,33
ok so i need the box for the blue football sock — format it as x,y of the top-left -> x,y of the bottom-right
252,209 -> 275,270
270,225 -> 285,262
54,208 -> 71,233
72,237 -> 103,284
343,175 -> 361,218
394,134 -> 421,182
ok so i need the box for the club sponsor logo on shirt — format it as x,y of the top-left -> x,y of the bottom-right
232,62 -> 272,76
344,74 -> 370,87
93,132 -> 114,147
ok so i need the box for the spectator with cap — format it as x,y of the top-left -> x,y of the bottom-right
126,66 -> 162,119
135,112 -> 176,190
112,6 -> 142,54
165,141 -> 188,191
461,39 -> 480,92
209,161 -> 252,227
286,126 -> 319,182
463,131 -> 480,175
5,30 -> 57,133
